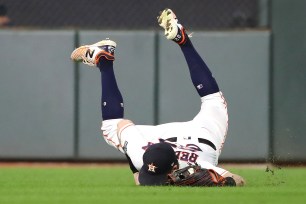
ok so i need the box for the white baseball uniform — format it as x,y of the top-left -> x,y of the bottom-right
101,91 -> 229,176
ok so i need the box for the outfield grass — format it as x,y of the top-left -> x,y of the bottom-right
0,165 -> 305,204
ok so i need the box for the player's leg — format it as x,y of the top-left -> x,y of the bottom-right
71,39 -> 123,120
158,9 -> 228,157
71,39 -> 125,152
98,51 -> 124,121
179,38 -> 220,97
158,9 -> 219,97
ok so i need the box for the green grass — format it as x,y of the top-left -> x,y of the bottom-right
0,165 -> 305,204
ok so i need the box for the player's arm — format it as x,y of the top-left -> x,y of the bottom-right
119,119 -> 148,185
125,154 -> 140,185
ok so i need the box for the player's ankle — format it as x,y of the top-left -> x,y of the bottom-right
173,26 -> 188,45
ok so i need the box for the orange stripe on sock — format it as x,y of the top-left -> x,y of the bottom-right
95,50 -> 115,64
178,28 -> 186,45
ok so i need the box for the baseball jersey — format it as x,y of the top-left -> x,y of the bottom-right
101,92 -> 229,176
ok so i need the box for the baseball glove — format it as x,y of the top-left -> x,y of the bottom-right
167,165 -> 236,187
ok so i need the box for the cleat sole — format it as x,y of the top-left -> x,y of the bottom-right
157,9 -> 178,40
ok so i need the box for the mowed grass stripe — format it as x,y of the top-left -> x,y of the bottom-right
0,166 -> 305,204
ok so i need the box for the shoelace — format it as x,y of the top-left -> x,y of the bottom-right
82,56 -> 95,66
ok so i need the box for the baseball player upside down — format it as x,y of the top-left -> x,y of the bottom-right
71,8 -> 245,186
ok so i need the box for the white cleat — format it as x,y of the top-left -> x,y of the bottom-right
70,39 -> 116,67
157,8 -> 187,45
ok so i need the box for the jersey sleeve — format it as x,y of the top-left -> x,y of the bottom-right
119,124 -> 155,170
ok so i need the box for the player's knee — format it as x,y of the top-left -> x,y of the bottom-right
232,174 -> 246,186
237,176 -> 246,186
223,172 -> 246,187
117,119 -> 134,134
118,119 -> 134,128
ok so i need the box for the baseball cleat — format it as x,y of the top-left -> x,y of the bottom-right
70,39 -> 116,67
157,8 -> 187,45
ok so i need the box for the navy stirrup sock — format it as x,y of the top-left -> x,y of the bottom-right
98,58 -> 124,120
180,38 -> 219,97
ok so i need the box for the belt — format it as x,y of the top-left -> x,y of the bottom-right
164,137 -> 216,151
198,138 -> 216,150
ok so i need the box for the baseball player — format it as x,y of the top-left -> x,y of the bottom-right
71,8 -> 245,186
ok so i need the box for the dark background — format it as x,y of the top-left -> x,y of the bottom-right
1,0 -> 259,29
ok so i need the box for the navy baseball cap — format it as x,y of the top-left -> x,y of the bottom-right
138,142 -> 178,186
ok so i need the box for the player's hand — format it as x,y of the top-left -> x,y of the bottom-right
133,172 -> 140,185
167,165 -> 235,187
